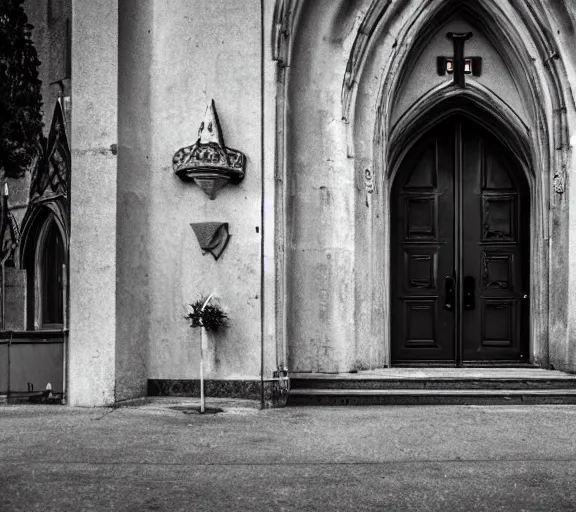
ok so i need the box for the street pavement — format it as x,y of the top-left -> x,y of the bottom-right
1,398 -> 576,511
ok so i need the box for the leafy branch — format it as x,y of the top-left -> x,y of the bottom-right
184,298 -> 228,332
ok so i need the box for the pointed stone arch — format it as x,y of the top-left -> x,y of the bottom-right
19,199 -> 69,330
347,0 -> 575,368
387,84 -> 533,182
346,0 -> 572,190
274,0 -> 576,371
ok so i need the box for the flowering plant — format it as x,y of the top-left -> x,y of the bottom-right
184,298 -> 228,332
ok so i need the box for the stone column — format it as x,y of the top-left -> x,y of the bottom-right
68,0 -> 118,406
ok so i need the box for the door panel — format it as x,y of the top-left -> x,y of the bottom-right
391,117 -> 529,364
461,121 -> 529,361
391,122 -> 455,362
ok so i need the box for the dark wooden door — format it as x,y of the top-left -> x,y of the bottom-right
391,117 -> 529,364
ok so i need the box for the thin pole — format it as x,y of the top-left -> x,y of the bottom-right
1,261 -> 4,332
199,293 -> 214,414
2,182 -> 8,398
1,182 -> 7,333
259,0 -> 265,410
62,263 -> 68,403
7,330 -> 11,400
200,326 -> 206,413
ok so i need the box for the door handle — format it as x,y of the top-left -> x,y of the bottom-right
444,276 -> 455,311
463,276 -> 475,311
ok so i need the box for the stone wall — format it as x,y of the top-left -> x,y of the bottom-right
16,0 -> 576,407
116,0 -> 154,404
142,0 -> 264,382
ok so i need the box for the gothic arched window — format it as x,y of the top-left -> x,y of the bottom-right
22,210 -> 67,331
36,216 -> 64,328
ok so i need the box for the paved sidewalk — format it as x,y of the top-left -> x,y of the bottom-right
1,399 -> 576,511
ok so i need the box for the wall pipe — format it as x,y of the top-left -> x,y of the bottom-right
259,0 -> 266,410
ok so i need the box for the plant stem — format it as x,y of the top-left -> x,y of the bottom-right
200,326 -> 206,413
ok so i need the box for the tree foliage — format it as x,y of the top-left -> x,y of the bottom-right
0,0 -> 43,179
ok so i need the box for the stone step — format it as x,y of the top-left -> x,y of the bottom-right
290,369 -> 576,391
288,388 -> 576,406
290,378 -> 576,390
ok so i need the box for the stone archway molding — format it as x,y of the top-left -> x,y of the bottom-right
387,82 -> 532,183
344,0 -> 572,195
274,0 -> 576,370
345,0 -> 575,367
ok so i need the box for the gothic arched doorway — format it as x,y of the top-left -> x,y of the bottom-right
390,115 -> 530,365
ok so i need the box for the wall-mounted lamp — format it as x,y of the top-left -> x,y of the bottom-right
173,100 -> 246,200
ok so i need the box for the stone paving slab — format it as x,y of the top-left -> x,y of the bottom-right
1,402 -> 576,511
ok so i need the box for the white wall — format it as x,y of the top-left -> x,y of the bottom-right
144,0 -> 264,380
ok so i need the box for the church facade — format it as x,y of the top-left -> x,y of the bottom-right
3,0 -> 576,406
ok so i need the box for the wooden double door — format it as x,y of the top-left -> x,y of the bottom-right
391,117 -> 529,364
